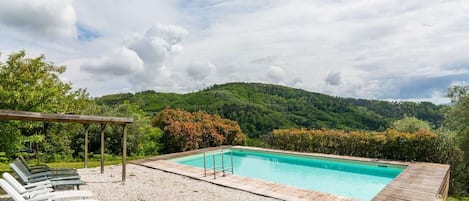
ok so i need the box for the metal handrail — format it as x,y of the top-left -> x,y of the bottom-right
221,149 -> 225,175
203,149 -> 234,179
203,152 -> 207,177
213,153 -> 216,179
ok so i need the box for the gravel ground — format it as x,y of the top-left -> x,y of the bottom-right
78,164 -> 280,201
1,164 -> 280,201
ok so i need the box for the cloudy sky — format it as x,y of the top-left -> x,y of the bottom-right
1,0 -> 469,104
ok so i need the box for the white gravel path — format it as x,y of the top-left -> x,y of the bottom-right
0,164 -> 280,201
77,164 -> 281,201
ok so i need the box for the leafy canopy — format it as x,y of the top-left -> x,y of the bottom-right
445,85 -> 469,159
152,108 -> 246,153
0,51 -> 89,113
392,117 -> 432,133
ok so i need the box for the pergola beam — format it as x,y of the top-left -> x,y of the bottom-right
0,109 -> 133,125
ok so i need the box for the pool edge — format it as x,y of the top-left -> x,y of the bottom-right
131,146 -> 450,201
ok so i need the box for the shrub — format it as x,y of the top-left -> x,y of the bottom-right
152,108 -> 246,153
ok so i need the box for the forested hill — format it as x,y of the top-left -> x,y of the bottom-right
96,82 -> 444,138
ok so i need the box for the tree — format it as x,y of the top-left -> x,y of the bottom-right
445,85 -> 469,159
152,108 -> 246,153
0,51 -> 89,113
0,51 -> 90,159
391,117 -> 432,133
448,85 -> 469,103
0,121 -> 22,158
27,134 -> 45,162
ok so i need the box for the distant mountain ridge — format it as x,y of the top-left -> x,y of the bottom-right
96,82 -> 444,137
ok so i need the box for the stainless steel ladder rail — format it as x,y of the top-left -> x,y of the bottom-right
203,149 -> 234,179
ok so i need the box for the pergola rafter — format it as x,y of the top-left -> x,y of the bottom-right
0,109 -> 133,182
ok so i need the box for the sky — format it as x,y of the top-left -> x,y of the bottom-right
1,0 -> 469,104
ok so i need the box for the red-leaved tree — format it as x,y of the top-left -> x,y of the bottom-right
152,108 -> 246,153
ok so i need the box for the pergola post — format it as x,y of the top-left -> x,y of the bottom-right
100,123 -> 107,174
84,124 -> 89,168
122,124 -> 127,182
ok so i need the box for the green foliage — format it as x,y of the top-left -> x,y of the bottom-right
265,129 -> 438,161
70,102 -> 163,158
445,85 -> 469,160
152,108 -> 247,153
96,82 -> 444,138
265,128 -> 467,195
0,51 -> 89,113
449,196 -> 469,201
448,85 -> 469,103
435,127 -> 469,195
0,51 -> 91,159
0,121 -> 22,158
444,85 -> 469,195
392,117 -> 432,133
0,152 -> 7,163
246,138 -> 268,148
136,122 -> 163,156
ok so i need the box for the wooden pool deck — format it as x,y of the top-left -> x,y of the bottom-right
132,146 -> 450,201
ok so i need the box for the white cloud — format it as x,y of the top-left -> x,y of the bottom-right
128,24 -> 188,64
81,47 -> 143,76
72,0 -> 182,40
80,24 -> 189,92
127,24 -> 189,91
266,66 -> 286,83
2,0 -> 469,103
178,0 -> 469,101
0,0 -> 77,39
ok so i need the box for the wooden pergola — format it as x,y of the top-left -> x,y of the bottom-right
0,109 -> 133,181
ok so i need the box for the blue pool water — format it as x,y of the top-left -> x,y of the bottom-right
171,149 -> 405,201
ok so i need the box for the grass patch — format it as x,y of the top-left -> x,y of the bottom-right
45,160 -> 123,169
0,159 -> 123,173
449,197 -> 469,201
0,163 -> 9,173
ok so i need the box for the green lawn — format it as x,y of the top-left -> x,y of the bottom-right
42,160 -> 122,169
0,160 -> 122,174
0,162 -> 9,173
449,197 -> 469,201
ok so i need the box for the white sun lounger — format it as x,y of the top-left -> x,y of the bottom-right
10,163 -> 84,189
3,172 -> 94,200
0,179 -> 98,201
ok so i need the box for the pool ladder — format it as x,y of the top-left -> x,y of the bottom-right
203,149 -> 234,179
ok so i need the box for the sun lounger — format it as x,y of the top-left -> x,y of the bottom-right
2,172 -> 51,198
18,157 -> 77,174
2,173 -> 95,200
10,163 -> 84,189
0,179 -> 98,201
11,160 -> 79,180
13,160 -> 78,177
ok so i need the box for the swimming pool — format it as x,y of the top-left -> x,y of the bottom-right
171,148 -> 405,201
